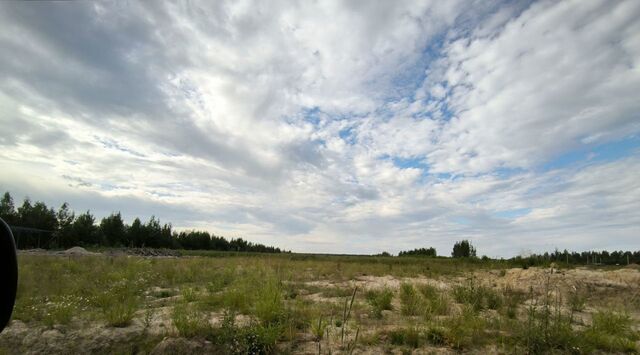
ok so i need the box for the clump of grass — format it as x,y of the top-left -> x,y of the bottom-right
103,298 -> 138,327
452,278 -> 502,311
515,279 -> 577,354
419,284 -> 450,316
365,288 -> 393,318
254,278 -> 285,325
95,281 -> 140,327
388,327 -> 421,348
399,283 -> 420,316
310,316 -> 329,354
502,286 -> 525,319
425,325 -> 447,346
42,296 -> 76,327
443,305 -> 488,350
181,287 -> 198,303
172,303 -> 211,338
583,310 -> 638,353
211,311 -> 281,354
568,287 -> 586,312
152,289 -> 175,298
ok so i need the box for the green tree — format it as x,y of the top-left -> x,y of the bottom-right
17,198 -> 57,231
452,240 -> 476,258
0,192 -> 17,225
99,212 -> 126,246
55,202 -> 75,247
72,211 -> 99,246
127,218 -> 143,247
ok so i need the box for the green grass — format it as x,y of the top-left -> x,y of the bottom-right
399,283 -> 421,316
365,288 -> 393,318
5,253 -> 639,354
172,303 -> 211,338
452,278 -> 502,311
418,284 -> 450,316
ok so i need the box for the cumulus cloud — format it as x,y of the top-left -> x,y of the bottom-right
0,0 -> 638,256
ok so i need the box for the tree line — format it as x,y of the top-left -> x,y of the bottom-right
514,249 -> 640,267
397,240 -> 476,258
0,191 -> 284,253
396,240 -> 639,265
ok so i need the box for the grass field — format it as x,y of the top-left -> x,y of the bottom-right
1,251 -> 639,354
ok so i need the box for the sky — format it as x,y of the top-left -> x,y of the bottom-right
1,0 -> 639,257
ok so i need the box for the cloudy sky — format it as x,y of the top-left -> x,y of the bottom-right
1,0 -> 639,256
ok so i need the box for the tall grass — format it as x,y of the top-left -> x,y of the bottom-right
399,283 -> 420,316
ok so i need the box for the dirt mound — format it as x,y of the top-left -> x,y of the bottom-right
60,246 -> 99,256
105,248 -> 182,258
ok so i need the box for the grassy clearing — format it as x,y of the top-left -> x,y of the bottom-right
2,253 -> 639,354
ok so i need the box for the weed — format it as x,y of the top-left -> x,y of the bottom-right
143,308 -> 154,329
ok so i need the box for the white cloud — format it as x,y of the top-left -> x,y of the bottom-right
0,0 -> 639,256
423,0 -> 640,174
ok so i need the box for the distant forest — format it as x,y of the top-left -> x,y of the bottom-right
0,191 -> 285,253
398,239 -> 640,266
